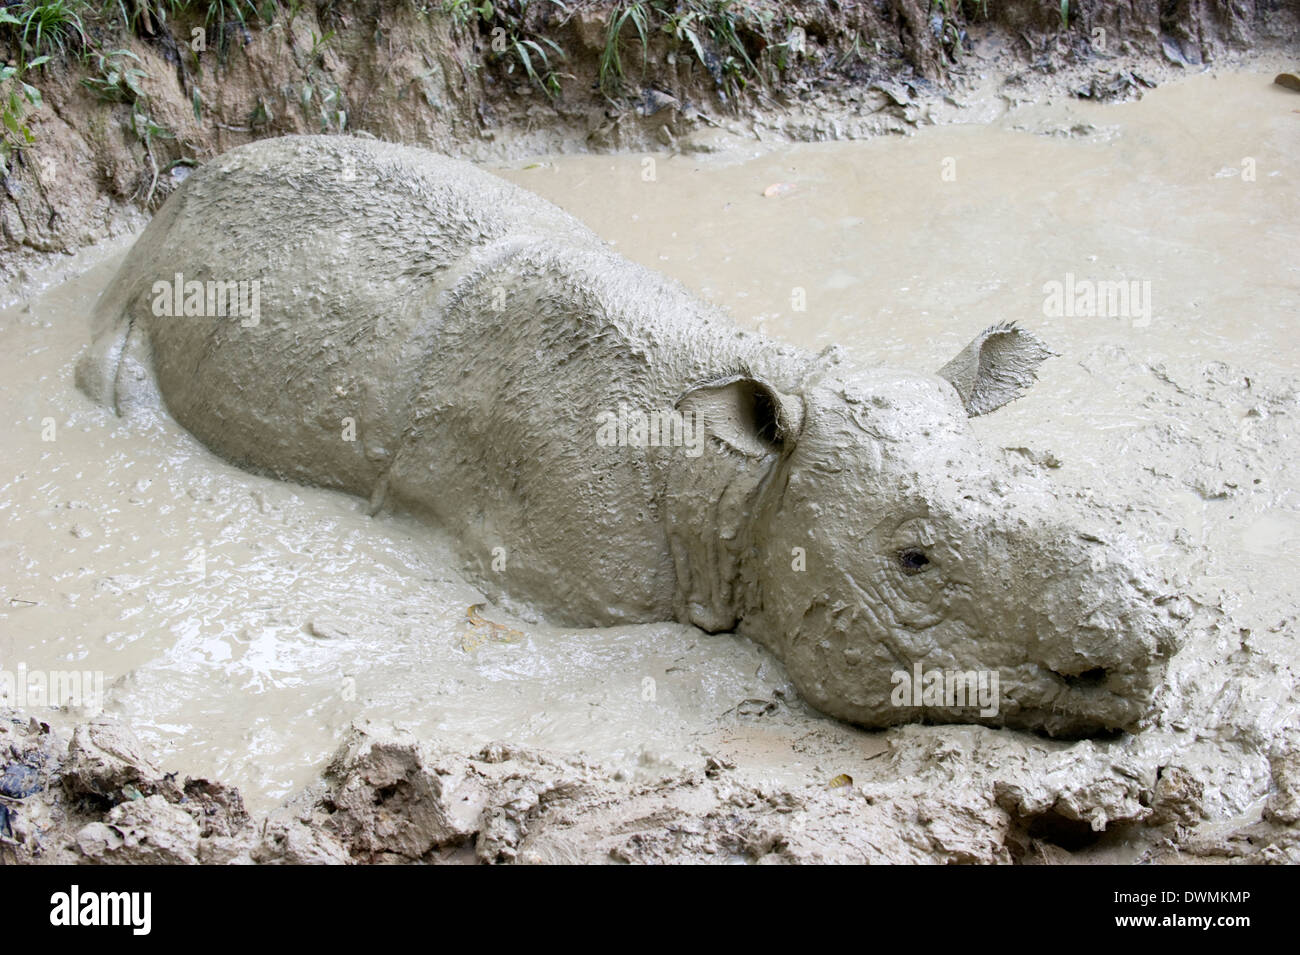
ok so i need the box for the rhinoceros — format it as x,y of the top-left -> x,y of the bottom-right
77,135 -> 1178,736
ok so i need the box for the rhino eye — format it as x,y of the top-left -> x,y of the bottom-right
896,549 -> 931,575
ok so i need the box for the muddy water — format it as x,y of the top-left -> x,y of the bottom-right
1,70 -> 1296,815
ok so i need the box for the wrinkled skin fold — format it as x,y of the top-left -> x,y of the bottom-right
77,135 -> 1181,737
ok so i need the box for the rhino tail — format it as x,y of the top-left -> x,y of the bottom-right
75,307 -> 131,411
77,177 -> 198,413
75,300 -> 160,415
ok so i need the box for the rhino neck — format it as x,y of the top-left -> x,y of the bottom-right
659,437 -> 794,635
655,349 -> 833,636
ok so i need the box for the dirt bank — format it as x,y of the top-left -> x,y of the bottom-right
2,0 -> 1298,287
5,709 -> 1299,864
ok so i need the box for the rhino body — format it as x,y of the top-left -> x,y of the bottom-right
78,135 -> 1177,736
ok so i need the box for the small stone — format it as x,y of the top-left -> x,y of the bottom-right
0,763 -> 41,798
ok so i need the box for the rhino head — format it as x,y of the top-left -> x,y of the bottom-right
668,324 -> 1178,737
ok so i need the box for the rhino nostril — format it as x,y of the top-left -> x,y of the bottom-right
1055,667 -> 1109,689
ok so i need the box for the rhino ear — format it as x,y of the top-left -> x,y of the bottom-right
676,375 -> 804,458
937,322 -> 1056,417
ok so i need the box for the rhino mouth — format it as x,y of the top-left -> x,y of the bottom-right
899,653 -> 1163,737
1052,666 -> 1110,689
864,655 -> 1159,738
1007,659 -> 1163,737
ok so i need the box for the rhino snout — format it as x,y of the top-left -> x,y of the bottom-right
1015,548 -> 1179,734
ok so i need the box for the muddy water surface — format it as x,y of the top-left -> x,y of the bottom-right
1,70 -> 1296,816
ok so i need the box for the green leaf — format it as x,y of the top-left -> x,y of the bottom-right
515,41 -> 533,80
683,26 -> 706,67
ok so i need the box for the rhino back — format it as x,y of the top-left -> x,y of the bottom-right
89,135 -> 594,493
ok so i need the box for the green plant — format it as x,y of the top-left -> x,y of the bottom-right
600,1 -> 770,97
309,28 -> 334,60
249,94 -> 272,125
834,30 -> 867,68
128,103 -> 171,143
0,1 -> 89,63
599,1 -> 648,95
99,0 -> 141,31
754,13 -> 802,76
294,82 -> 345,130
443,0 -> 568,100
1060,0 -> 1070,30
99,0 -> 184,33
504,33 -> 564,97
931,0 -> 965,57
129,102 -> 172,204
98,1 -> 268,38
82,47 -> 148,102
316,84 -> 345,130
82,45 -> 170,201
204,0 -> 261,28
442,0 -> 493,28
0,56 -> 49,177
700,1 -> 758,76
661,7 -> 706,67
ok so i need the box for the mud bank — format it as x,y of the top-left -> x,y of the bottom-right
2,0 -> 1298,287
5,705 -> 1300,864
2,68 -> 1298,863
5,711 -> 1296,864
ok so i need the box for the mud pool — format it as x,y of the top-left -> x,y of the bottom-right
1,69 -> 1296,860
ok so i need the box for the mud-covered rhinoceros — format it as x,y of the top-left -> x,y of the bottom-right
77,135 -> 1178,736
